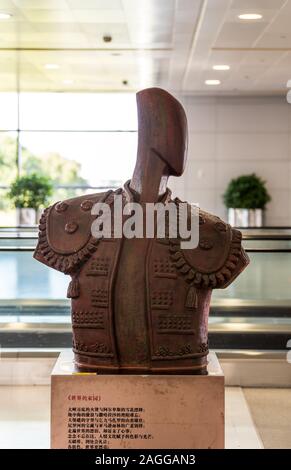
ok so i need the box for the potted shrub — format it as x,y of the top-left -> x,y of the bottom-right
223,173 -> 271,227
7,173 -> 53,226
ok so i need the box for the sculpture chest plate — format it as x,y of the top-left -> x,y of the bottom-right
34,188 -> 248,373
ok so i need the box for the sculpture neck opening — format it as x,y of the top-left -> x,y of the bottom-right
129,147 -> 169,203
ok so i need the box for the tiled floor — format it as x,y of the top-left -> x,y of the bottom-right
225,387 -> 262,449
0,385 -> 50,449
244,388 -> 291,449
0,385 -> 265,449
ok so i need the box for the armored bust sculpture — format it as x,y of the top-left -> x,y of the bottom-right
34,87 -> 249,374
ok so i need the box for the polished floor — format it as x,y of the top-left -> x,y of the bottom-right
2,385 -> 289,449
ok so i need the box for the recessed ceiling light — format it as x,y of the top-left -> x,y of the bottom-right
63,79 -> 74,85
238,13 -> 263,20
0,12 -> 12,20
44,63 -> 59,70
205,79 -> 221,86
212,65 -> 230,71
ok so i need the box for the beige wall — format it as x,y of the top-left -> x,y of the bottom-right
170,95 -> 291,226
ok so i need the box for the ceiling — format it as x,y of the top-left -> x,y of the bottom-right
0,0 -> 291,94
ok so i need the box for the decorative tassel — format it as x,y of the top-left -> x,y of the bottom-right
67,275 -> 80,299
185,284 -> 198,309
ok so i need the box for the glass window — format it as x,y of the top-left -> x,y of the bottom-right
19,131 -> 137,202
0,133 -> 18,226
0,132 -> 18,185
0,188 -> 17,226
0,93 -> 18,130
19,93 -> 137,131
0,92 -> 138,226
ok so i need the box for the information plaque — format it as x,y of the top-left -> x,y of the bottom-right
51,351 -> 224,449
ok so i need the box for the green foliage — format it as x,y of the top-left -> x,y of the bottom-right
0,134 -> 89,211
0,134 -> 17,180
7,173 -> 53,209
22,151 -> 86,187
223,173 -> 271,209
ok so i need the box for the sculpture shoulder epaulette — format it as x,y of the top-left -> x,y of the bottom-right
170,206 -> 248,289
34,190 -> 112,275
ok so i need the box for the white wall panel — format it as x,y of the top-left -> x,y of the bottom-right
170,95 -> 291,225
216,133 -> 289,161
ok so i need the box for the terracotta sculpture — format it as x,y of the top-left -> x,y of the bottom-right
34,88 -> 249,374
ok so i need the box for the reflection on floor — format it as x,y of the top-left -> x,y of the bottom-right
1,385 -> 289,449
2,250 -> 291,303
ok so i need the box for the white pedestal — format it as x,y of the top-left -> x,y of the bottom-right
51,351 -> 224,449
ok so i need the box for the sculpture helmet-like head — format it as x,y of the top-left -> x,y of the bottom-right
136,87 -> 188,176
